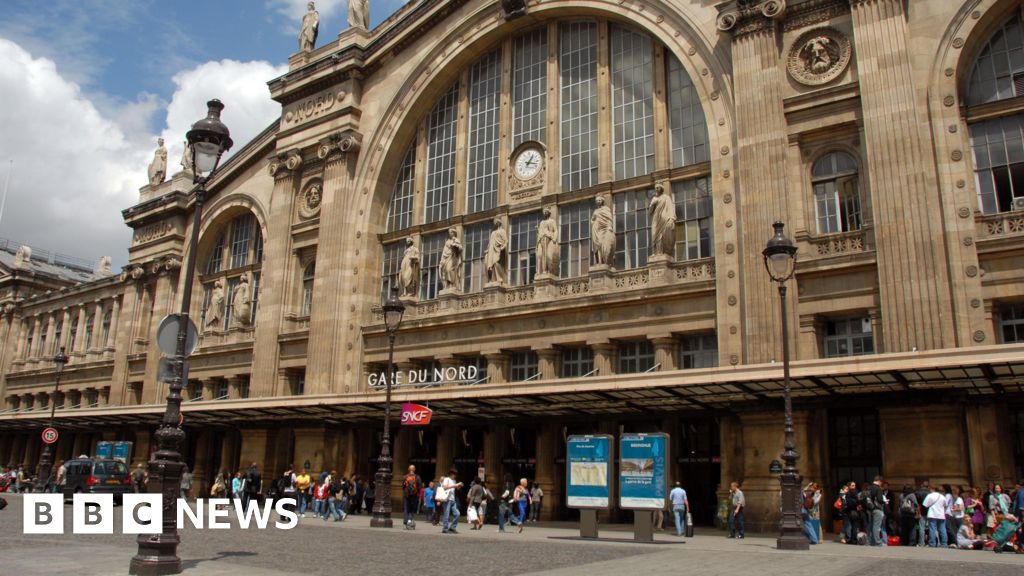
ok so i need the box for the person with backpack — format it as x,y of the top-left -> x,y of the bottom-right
326,472 -> 345,521
801,482 -> 821,544
914,481 -> 931,546
402,464 -> 423,529
866,476 -> 886,546
898,485 -> 919,546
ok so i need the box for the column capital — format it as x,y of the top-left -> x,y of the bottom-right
716,1 -> 787,37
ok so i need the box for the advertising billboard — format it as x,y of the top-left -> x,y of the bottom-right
566,434 -> 612,509
618,433 -> 668,510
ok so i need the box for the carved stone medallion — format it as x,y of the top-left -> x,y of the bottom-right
787,27 -> 852,86
299,180 -> 323,220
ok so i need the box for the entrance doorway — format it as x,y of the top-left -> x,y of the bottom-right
676,417 -> 721,526
829,409 -> 882,504
406,427 -> 438,483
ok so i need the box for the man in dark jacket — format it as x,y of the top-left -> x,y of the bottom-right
867,476 -> 886,546
914,481 -> 930,547
242,462 -> 261,513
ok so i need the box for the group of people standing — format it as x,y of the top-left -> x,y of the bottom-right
398,466 -> 543,534
829,476 -> 1024,552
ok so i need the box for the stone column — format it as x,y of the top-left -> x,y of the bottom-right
305,136 -> 363,396
12,315 -> 27,361
727,8 -> 791,365
251,166 -> 300,397
59,309 -> 72,351
591,342 -> 616,376
848,0 -> 954,352
89,301 -> 104,352
294,427 -> 327,473
536,348 -> 560,380
651,336 -> 677,371
483,424 -> 504,490
110,281 -> 141,407
203,378 -> 219,401
534,421 -> 560,520
133,429 -> 152,466
73,306 -> 87,355
798,315 -> 821,361
190,431 -> 212,498
105,297 -> 120,350
483,352 -> 509,384
43,314 -> 56,356
434,425 -> 455,478
227,376 -> 244,400
28,316 -> 40,359
238,429 -> 270,472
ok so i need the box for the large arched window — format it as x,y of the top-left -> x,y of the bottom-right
966,9 -> 1024,214
301,262 -> 316,317
811,152 -> 861,234
201,212 -> 263,330
383,20 -> 711,299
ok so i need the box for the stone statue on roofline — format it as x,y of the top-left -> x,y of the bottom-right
348,0 -> 369,30
299,2 -> 319,52
148,137 -> 167,186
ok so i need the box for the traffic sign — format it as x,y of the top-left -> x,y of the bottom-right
42,427 -> 58,444
156,314 -> 199,357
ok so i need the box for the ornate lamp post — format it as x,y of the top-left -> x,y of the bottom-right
370,286 -> 405,528
34,346 -> 69,492
762,221 -> 808,552
130,100 -> 232,576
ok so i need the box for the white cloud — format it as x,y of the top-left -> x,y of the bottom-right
160,60 -> 287,171
0,37 -> 285,269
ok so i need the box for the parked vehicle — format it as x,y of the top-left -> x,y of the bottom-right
61,458 -> 131,503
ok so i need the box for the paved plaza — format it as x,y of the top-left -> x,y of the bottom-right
0,495 -> 1021,575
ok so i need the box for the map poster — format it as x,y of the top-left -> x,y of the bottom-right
619,433 -> 669,510
566,434 -> 613,509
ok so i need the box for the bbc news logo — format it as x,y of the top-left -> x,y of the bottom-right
23,494 -> 299,534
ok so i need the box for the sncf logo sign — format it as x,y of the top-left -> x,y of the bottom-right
401,403 -> 432,426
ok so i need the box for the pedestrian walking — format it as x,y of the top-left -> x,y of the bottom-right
440,468 -> 463,534
467,477 -> 485,530
922,484 -> 948,548
402,465 -> 423,529
530,482 -> 544,522
423,481 -> 436,523
295,466 -> 311,517
513,477 -> 531,533
132,463 -> 146,493
242,462 -> 262,513
180,466 -> 192,500
669,481 -> 689,537
728,481 -> 745,539
498,480 -> 512,533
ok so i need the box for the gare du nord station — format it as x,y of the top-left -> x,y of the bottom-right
2,0 -> 1024,531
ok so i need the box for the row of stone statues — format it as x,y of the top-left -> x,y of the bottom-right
298,1 -> 369,53
396,187 -> 678,296
146,138 -> 197,187
204,273 -> 253,330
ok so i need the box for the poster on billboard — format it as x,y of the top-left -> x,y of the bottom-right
618,433 -> 668,510
566,434 -> 612,509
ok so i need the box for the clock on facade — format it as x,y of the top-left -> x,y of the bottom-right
512,144 -> 544,180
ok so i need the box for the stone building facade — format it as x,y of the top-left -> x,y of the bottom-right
2,0 -> 1024,530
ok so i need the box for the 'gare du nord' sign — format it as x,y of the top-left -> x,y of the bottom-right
367,365 -> 481,388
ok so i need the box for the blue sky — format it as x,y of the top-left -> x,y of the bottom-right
0,0 -> 407,266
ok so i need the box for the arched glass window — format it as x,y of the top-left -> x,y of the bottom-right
301,262 -> 316,316
84,314 -> 95,350
812,151 -> 861,234
966,10 -> 1024,106
384,20 -> 711,300
53,317 -> 63,354
966,10 -> 1024,214
101,309 -> 112,347
201,212 -> 263,330
25,321 -> 34,358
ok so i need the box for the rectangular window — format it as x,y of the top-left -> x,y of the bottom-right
673,178 -> 713,261
55,392 -> 64,410
238,376 -> 250,399
381,242 -> 403,303
999,302 -> 1024,343
559,201 -> 592,278
561,346 -> 595,377
53,319 -> 63,354
618,340 -> 655,374
387,146 -> 416,232
467,50 -> 502,214
513,28 -> 548,146
216,380 -> 229,400
425,83 -> 460,223
823,317 -> 874,358
70,392 -> 80,409
610,25 -> 655,180
614,189 -> 650,270
229,214 -> 254,269
462,223 -> 489,293
560,21 -> 599,192
224,277 -> 239,330
206,234 -> 225,274
970,114 -> 1024,214
292,370 -> 306,396
679,333 -> 718,369
667,53 -> 708,167
254,228 -> 264,264
419,232 -> 446,300
814,178 -> 861,234
509,212 -> 542,286
465,356 -> 488,384
249,272 -> 260,326
189,382 -> 203,401
509,351 -> 539,381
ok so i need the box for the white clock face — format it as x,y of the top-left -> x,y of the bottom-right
514,148 -> 543,180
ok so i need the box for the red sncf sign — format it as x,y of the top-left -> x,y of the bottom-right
401,403 -> 433,426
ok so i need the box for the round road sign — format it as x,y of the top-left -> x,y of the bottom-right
42,427 -> 59,444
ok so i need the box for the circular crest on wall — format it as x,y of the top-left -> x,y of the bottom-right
787,27 -> 852,87
298,179 -> 323,220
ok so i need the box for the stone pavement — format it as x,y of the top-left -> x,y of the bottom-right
0,494 -> 1020,576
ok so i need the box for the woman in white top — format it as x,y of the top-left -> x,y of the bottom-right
921,487 -> 949,548
948,486 -> 966,547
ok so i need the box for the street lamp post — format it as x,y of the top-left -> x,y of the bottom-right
370,286 -> 405,528
762,221 -> 809,552
130,100 -> 232,576
34,346 -> 69,493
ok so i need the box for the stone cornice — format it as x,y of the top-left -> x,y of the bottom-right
717,0 -> 788,38
784,0 -> 850,31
